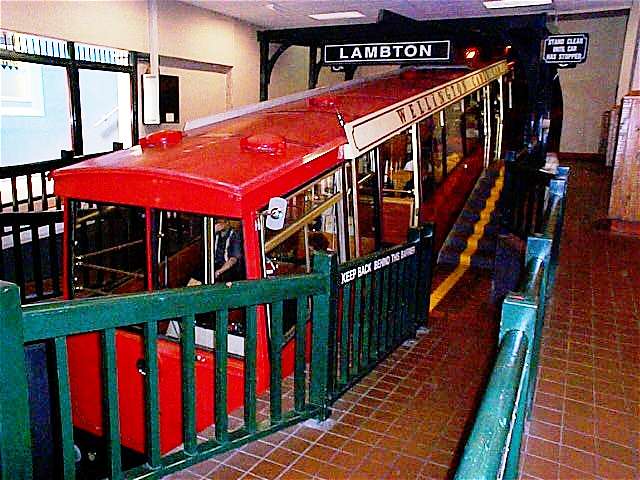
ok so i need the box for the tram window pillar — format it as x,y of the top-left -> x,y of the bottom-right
440,110 -> 447,178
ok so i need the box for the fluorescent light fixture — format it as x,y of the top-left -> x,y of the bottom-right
309,11 -> 365,20
483,0 -> 552,8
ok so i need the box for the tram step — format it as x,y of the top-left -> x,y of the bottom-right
446,232 -> 497,252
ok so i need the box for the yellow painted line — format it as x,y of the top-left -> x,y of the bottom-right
430,167 -> 505,312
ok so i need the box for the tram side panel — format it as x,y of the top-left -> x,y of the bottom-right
67,331 -> 245,454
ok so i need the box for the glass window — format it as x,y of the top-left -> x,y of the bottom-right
79,69 -> 132,154
379,129 -> 416,246
71,202 -> 147,297
1,62 -> 72,166
418,117 -> 437,201
463,94 -> 483,155
354,151 -> 379,255
489,80 -> 501,162
444,102 -> 464,173
156,213 -> 246,287
380,129 -> 413,196
432,112 -> 445,183
263,170 -> 341,276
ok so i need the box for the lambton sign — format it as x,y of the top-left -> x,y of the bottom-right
324,41 -> 451,65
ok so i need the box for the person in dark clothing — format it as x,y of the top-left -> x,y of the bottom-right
214,219 -> 243,281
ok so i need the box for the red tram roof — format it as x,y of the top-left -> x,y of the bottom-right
53,61 -> 505,218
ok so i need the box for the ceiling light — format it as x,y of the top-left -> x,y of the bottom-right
308,11 -> 365,21
483,0 -> 552,9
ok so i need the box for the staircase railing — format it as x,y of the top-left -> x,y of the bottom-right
0,144 -> 122,303
499,150 -> 556,239
455,167 -> 568,480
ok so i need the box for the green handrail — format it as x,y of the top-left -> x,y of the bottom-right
455,329 -> 528,479
454,167 -> 569,480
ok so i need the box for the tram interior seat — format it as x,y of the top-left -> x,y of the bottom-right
382,197 -> 413,246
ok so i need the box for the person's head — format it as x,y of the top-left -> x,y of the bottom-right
215,219 -> 230,233
308,232 -> 329,252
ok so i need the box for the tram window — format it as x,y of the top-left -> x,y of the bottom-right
432,113 -> 445,183
354,151 -> 380,255
418,118 -> 437,201
379,129 -> 416,246
463,94 -> 483,154
71,202 -> 147,297
155,213 -> 245,289
155,211 -> 205,289
444,102 -> 464,173
489,80 -> 501,161
262,169 -> 341,277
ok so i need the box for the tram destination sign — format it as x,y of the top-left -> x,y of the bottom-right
324,40 -> 451,65
543,33 -> 589,66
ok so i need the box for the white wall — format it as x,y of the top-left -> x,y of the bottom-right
556,13 -> 628,153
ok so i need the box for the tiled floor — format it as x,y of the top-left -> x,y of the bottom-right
167,267 -> 499,480
520,160 -> 639,480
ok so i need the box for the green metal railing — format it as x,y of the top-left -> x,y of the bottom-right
0,224 -> 435,479
0,258 -> 333,480
455,167 -> 569,480
328,224 -> 434,402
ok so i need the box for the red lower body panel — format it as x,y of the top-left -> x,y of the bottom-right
68,326 -> 303,454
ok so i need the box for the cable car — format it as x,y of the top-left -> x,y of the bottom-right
53,57 -> 511,454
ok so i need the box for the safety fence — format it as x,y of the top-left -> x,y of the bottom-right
455,167 -> 569,480
0,146 -> 122,304
329,224 -> 434,401
499,150 -> 556,240
0,225 -> 434,480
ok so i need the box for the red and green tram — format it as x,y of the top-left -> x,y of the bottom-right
53,58 -> 510,454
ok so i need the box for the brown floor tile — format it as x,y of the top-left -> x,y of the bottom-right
564,413 -> 596,436
290,456 -> 325,476
278,468 -> 314,480
596,421 -> 638,448
565,384 -> 594,404
559,446 -> 597,475
536,392 -> 564,412
561,429 -> 596,454
532,405 -> 563,426
388,454 -> 425,478
280,436 -> 312,454
595,456 -> 637,479
526,437 -> 560,462
304,444 -> 337,463
521,453 -> 559,480
528,420 -> 562,443
595,439 -> 636,467
224,452 -> 261,471
242,440 -> 278,457
205,464 -> 245,480
558,464 -> 596,480
249,459 -> 285,480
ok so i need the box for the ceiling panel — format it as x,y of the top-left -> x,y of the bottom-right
182,0 -> 632,29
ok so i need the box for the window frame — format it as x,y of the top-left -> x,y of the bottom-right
0,30 -> 139,159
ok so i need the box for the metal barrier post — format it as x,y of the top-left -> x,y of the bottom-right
310,252 -> 337,420
416,223 -> 434,330
0,281 -> 33,480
